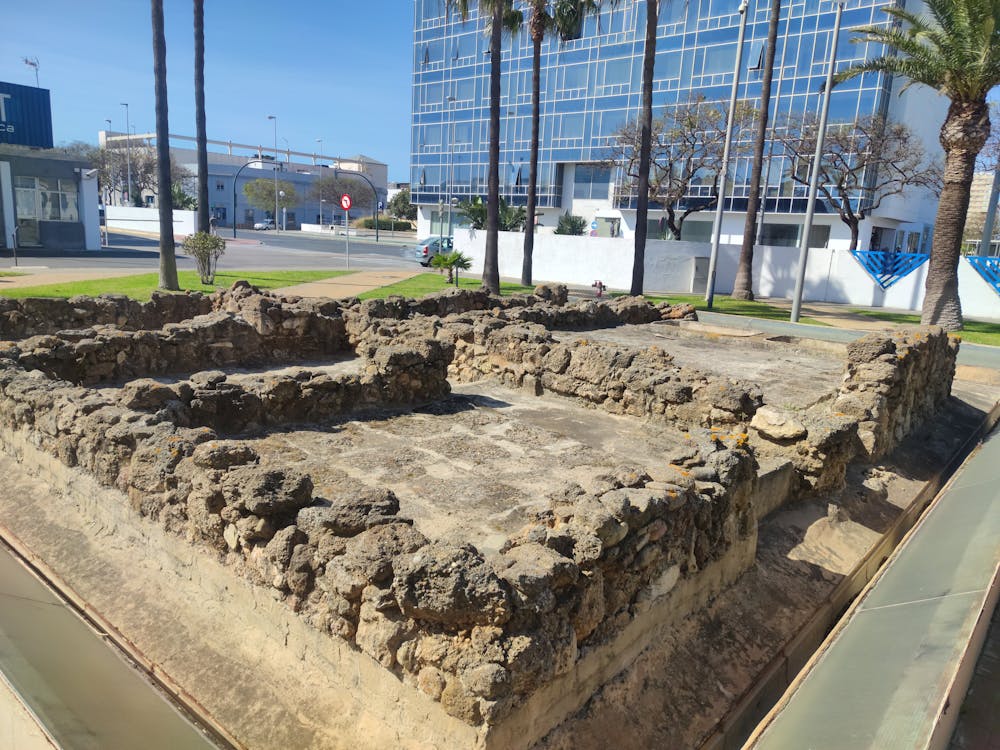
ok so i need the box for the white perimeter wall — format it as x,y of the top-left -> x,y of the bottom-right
106,206 -> 196,238
455,230 -> 999,319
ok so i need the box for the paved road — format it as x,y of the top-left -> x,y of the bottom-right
1,231 -> 420,273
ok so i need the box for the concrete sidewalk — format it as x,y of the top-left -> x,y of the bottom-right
271,269 -> 423,298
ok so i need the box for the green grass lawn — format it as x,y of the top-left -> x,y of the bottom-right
627,293 -> 829,327
849,309 -> 1000,346
357,272 -> 534,300
0,271 -> 25,278
0,270 -> 351,302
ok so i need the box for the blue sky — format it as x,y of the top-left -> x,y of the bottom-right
1,1 -> 415,180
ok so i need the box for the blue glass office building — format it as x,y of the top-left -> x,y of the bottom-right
411,0 -> 943,250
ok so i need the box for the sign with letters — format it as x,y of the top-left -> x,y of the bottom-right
0,81 -> 53,149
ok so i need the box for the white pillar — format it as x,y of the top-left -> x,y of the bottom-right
0,162 -> 14,250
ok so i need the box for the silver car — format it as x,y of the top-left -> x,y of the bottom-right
414,236 -> 453,266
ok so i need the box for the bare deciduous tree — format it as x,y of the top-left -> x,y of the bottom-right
777,115 -> 942,251
608,97 -> 754,240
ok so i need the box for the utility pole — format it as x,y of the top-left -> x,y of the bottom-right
121,102 -> 132,206
268,115 -> 278,233
790,0 -> 845,322
706,1 -> 750,307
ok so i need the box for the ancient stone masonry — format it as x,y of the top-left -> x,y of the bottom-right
748,327 -> 958,493
0,282 -> 350,385
0,290 -> 214,338
117,338 -> 454,434
0,282 -> 960,745
834,328 -> 958,459
0,283 -> 762,732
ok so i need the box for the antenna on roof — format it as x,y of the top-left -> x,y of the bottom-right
22,57 -> 40,87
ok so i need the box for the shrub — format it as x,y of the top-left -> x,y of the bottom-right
554,212 -> 587,236
430,251 -> 472,286
181,232 -> 226,284
358,217 -> 413,231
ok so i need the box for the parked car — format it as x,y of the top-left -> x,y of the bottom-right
414,236 -> 453,266
253,219 -> 275,230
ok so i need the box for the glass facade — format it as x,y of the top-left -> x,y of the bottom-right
411,0 -> 895,216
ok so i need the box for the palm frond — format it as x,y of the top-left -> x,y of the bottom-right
840,0 -> 1000,102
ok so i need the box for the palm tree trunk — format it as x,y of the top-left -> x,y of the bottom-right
194,0 -> 209,234
483,2 -> 503,294
151,0 -> 179,290
522,23 -> 543,287
632,0 -> 658,296
922,101 -> 988,330
733,0 -> 782,301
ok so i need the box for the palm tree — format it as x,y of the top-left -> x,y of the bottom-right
151,0 -> 179,290
518,0 -> 599,287
443,1 -> 519,294
732,0 -> 782,301
483,1 -> 523,293
632,0 -> 659,296
520,1 -> 554,287
194,0 -> 209,234
837,0 -> 1000,331
432,250 -> 473,285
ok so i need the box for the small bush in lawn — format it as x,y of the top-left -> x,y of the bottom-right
182,232 -> 226,284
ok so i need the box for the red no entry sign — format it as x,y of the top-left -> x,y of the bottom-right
340,194 -> 352,211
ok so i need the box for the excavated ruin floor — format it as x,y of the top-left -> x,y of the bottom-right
554,321 -> 846,410
250,382 -> 692,555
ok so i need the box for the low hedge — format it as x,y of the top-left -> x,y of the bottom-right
358,217 -> 413,231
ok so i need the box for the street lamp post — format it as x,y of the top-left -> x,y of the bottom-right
705,0 -> 750,307
790,0 -> 845,322
448,196 -> 459,242
232,159 -> 268,238
104,119 -> 114,204
121,102 -> 132,207
446,96 -> 457,240
438,200 -> 445,248
316,138 -> 324,223
267,115 -> 279,233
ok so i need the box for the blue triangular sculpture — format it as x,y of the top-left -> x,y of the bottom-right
966,256 -> 1000,297
850,250 -> 930,290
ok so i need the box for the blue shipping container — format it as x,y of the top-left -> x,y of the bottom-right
0,81 -> 54,149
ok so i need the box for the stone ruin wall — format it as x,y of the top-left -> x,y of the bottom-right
745,326 -> 958,495
0,291 -> 215,338
0,284 -> 759,741
0,283 -> 959,746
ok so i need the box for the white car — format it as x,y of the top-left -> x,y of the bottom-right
415,236 -> 454,266
253,219 -> 275,230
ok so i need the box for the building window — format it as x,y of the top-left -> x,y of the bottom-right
216,180 -> 225,191
573,165 -> 611,200
13,176 -> 79,222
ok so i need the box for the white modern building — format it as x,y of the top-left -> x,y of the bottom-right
411,0 -> 945,253
98,131 -> 388,229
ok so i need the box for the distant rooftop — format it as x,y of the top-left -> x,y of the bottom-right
99,131 -> 386,169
